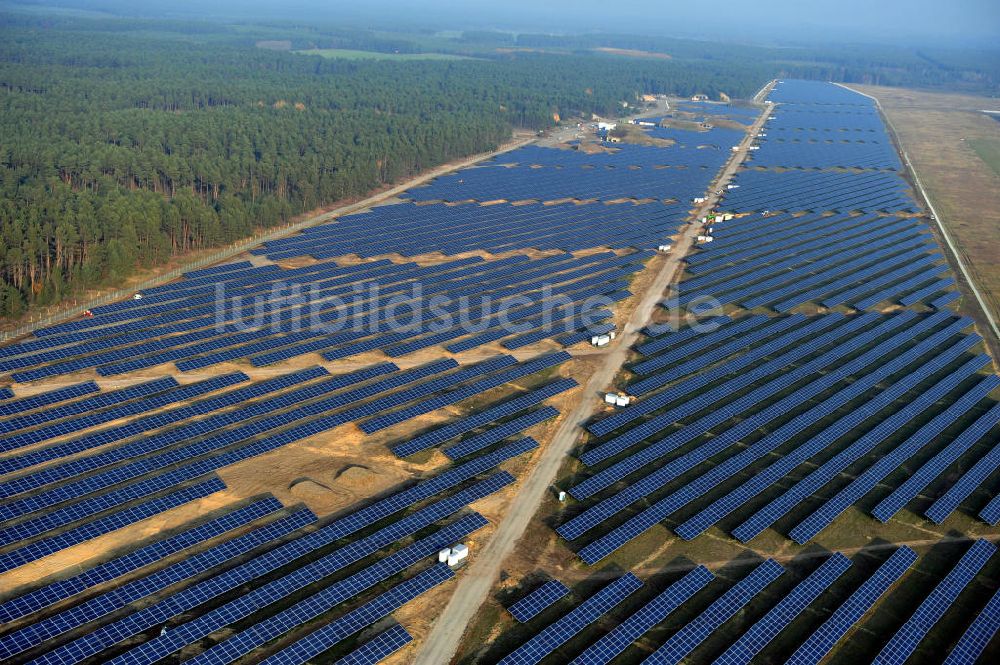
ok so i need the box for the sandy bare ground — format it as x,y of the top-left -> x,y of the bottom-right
413,82 -> 775,665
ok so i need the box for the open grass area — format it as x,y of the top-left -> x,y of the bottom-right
969,137 -> 1000,178
294,48 -> 476,61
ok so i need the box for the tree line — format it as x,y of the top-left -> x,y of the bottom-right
0,19 -> 777,317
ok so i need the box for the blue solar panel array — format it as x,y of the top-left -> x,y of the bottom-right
32,471 -> 514,664
715,554 -> 852,665
507,580 -> 571,622
258,564 -> 455,665
942,584 -> 1000,665
102,473 -> 513,665
444,406 -> 559,460
562,313 -> 962,559
0,477 -> 226,574
571,566 -> 713,665
500,544 -> 998,665
0,380 -> 98,417
1,251 -> 643,381
392,378 -> 573,457
733,353 -> 988,543
5,76 -> 1000,665
333,624 -> 413,665
873,402 -> 1000,522
401,135 -> 735,205
498,573 -> 643,665
0,505 -> 315,660
787,547 -> 916,665
182,515 -> 485,665
643,559 -> 784,664
0,498 -> 286,623
256,200 -> 688,259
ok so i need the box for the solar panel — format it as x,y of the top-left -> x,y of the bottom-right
977,492 -> 1000,525
926,439 -> 1000,524
444,407 -> 559,460
571,566 -> 713,665
183,515 -> 485,665
561,314 -> 967,553
102,474 -> 512,665
0,477 -> 225,574
571,311 -> 915,507
258,564 -> 455,665
642,559 -> 784,664
715,554 -> 852,665
628,315 -> 805,392
361,352 -> 569,434
0,497 -> 285,623
674,335 -> 978,540
787,547 -> 917,665
508,580 -> 571,623
498,574 -> 643,665
789,375 -> 1000,544
0,381 -> 99,417
584,313 -> 856,452
392,378 -> 574,457
873,539 -> 996,665
899,278 -> 955,306
590,313 -> 835,442
0,374 -> 245,453
0,506 -> 314,660
333,624 -> 413,665
873,402 -> 1000,522
932,291 -> 961,309
942,584 -> 1000,665
734,354 -> 987,543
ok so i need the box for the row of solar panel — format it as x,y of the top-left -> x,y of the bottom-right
3,252 -> 643,381
497,540 -> 998,665
255,201 -> 686,260
30,470 -> 512,664
684,213 -> 908,273
566,313 -> 999,561
489,142 -> 735,168
2,435 -> 530,662
719,167 -> 918,213
674,215 -> 955,311
403,164 -> 723,204
746,138 -> 901,169
561,316 -> 984,558
0,355 -> 565,558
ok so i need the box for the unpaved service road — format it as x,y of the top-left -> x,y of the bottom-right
414,84 -> 775,665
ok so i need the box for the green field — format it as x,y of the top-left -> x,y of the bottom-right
969,137 -> 1000,178
294,48 -> 475,60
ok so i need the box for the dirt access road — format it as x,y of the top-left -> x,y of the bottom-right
414,82 -> 776,665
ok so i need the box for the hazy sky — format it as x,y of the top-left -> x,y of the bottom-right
14,0 -> 1000,47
